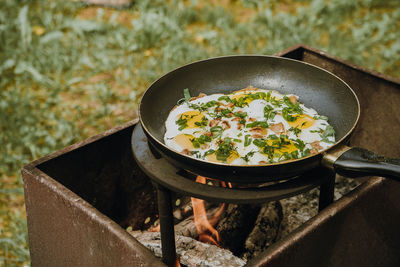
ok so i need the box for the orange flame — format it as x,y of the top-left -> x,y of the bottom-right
149,224 -> 160,232
191,176 -> 226,246
173,256 -> 181,267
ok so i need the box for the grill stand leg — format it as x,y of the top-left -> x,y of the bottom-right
156,184 -> 177,266
318,170 -> 336,212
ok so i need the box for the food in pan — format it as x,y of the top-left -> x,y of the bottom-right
164,86 -> 335,165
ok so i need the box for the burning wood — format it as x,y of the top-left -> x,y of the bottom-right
243,201 -> 284,260
216,204 -> 261,255
127,174 -> 359,266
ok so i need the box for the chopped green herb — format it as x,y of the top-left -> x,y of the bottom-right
246,121 -> 269,128
244,134 -> 252,147
320,125 -> 335,143
270,97 -> 283,107
232,97 -> 248,108
310,128 -> 324,133
234,111 -> 247,118
183,88 -> 191,102
221,108 -> 232,117
313,115 -> 328,120
303,148 -> 311,157
215,138 -> 236,162
253,139 -> 266,147
241,151 -> 256,162
288,126 -> 302,136
218,96 -> 232,102
190,134 -> 212,148
210,126 -> 223,138
282,107 -> 297,122
189,100 -> 219,111
293,139 -> 305,151
264,105 -> 277,120
291,150 -> 299,159
204,149 -> 215,156
176,115 -> 188,130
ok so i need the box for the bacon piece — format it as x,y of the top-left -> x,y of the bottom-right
232,117 -> 241,122
310,149 -> 319,155
182,149 -> 191,155
221,102 -> 235,108
310,141 -> 323,151
204,132 -> 213,137
259,161 -> 268,164
189,93 -> 207,101
289,95 -> 297,104
248,117 -> 256,122
250,127 -> 268,136
221,121 -> 231,129
200,144 -> 209,150
270,122 -> 286,135
209,119 -> 221,127
252,133 -> 264,139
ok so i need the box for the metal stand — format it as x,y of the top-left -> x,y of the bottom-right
132,125 -> 337,265
318,170 -> 336,211
156,185 -> 176,266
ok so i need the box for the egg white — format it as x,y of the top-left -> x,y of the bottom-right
164,87 -> 335,165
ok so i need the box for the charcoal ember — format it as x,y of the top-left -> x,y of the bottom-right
242,201 -> 283,260
216,204 -> 261,256
129,231 -> 246,267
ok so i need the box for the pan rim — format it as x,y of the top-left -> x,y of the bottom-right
139,54 -> 361,168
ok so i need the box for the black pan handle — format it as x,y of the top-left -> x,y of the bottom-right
326,146 -> 400,181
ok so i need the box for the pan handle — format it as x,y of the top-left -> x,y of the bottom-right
323,145 -> 400,181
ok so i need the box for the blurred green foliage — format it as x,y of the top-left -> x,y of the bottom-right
0,0 -> 399,265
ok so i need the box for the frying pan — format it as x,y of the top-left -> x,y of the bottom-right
139,55 -> 400,183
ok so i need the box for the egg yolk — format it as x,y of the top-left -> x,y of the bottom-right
206,151 -> 239,164
288,114 -> 315,129
174,134 -> 194,149
261,138 -> 298,157
178,111 -> 205,129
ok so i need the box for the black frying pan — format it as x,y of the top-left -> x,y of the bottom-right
139,55 -> 400,183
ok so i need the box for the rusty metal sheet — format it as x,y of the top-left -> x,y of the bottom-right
22,119 -> 166,267
249,177 -> 400,267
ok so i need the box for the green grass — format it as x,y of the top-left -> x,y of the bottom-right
1,0 -> 399,265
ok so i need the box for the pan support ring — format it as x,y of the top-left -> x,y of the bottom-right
131,124 -> 335,265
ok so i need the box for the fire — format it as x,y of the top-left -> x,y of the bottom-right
173,256 -> 181,267
191,176 -> 227,246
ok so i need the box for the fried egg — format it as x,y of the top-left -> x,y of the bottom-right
164,86 -> 335,165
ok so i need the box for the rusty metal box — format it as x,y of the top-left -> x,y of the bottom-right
22,45 -> 400,267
